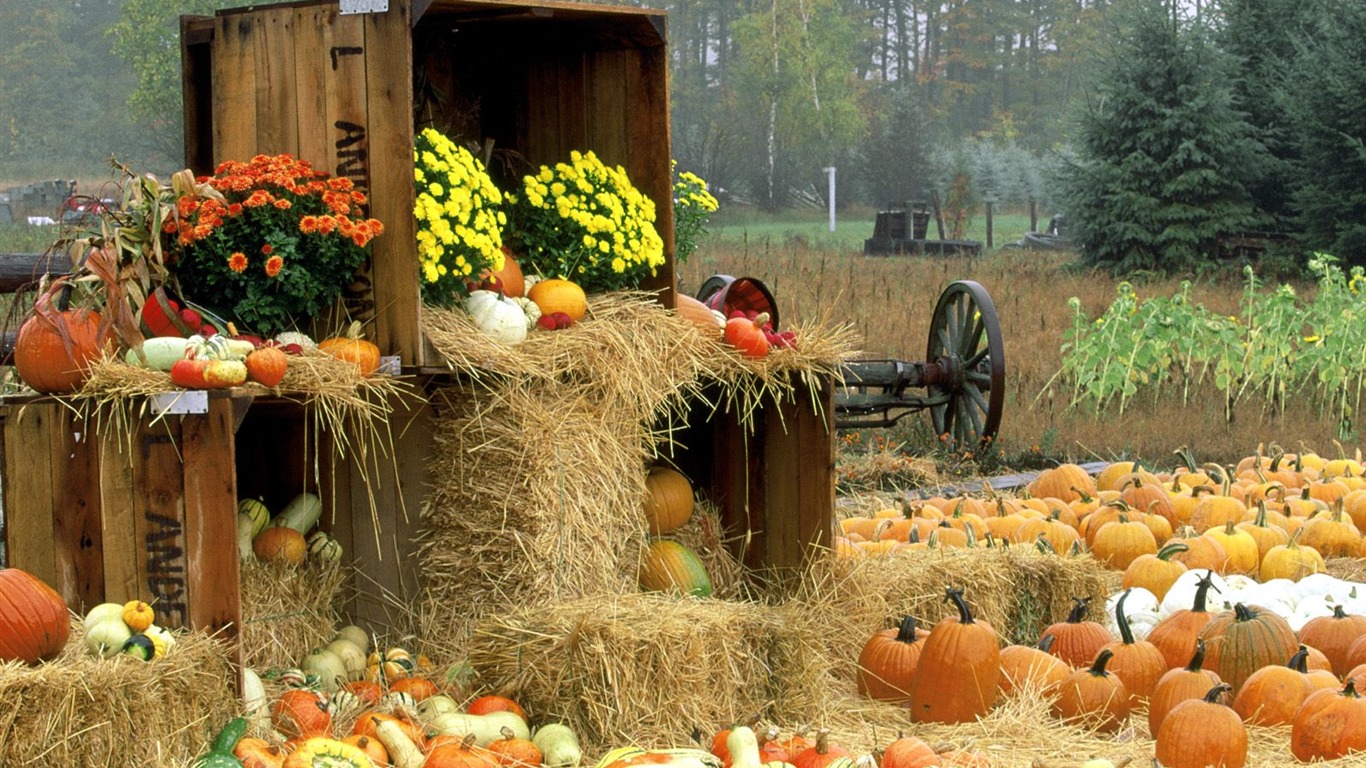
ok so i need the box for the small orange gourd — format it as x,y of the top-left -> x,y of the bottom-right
643,466 -> 694,535
319,321 -> 380,376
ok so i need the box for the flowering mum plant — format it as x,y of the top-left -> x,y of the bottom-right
413,127 -> 507,307
164,154 -> 383,335
508,150 -> 665,293
672,162 -> 719,264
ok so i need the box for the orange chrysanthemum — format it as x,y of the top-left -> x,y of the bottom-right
228,252 -> 248,272
264,255 -> 283,277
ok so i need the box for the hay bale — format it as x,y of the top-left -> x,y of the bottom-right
792,547 -> 1114,662
416,294 -> 857,646
0,620 -> 236,768
239,560 -> 349,670
466,593 -> 795,753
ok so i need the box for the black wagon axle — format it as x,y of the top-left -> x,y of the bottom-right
834,280 -> 1005,451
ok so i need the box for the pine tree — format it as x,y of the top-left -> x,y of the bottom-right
1219,0 -> 1325,231
1057,1 -> 1265,273
857,83 -> 942,208
1284,4 -> 1366,265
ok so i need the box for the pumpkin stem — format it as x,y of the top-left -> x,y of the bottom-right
1036,634 -> 1056,653
1035,534 -> 1057,556
1156,541 -> 1189,561
1203,682 -> 1233,704
1088,648 -> 1115,676
1066,597 -> 1090,624
1345,680 -> 1360,698
1192,570 -> 1219,613
1288,646 -> 1310,673
1334,604 -> 1349,620
944,589 -> 975,625
346,319 -> 365,340
1233,603 -> 1254,622
1185,639 -> 1208,672
1115,589 -> 1136,646
894,616 -> 920,644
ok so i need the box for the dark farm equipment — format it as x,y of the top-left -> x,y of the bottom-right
698,277 -> 1005,451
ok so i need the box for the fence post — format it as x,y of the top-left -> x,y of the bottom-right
985,197 -> 995,249
1029,200 -> 1038,233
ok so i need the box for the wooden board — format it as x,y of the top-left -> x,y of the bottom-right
99,426 -> 140,604
212,12 -> 259,164
254,6 -> 300,155
134,416 -> 189,627
182,398 -> 239,638
3,403 -> 56,584
50,409 -> 104,612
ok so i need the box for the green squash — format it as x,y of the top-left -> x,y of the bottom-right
637,539 -> 713,597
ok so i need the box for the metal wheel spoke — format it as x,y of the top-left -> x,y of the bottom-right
966,370 -> 994,386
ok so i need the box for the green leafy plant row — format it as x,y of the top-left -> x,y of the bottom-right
1047,255 -> 1366,437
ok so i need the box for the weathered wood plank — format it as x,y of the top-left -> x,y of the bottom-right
624,42 -> 674,303
99,424 -> 140,604
254,6 -> 300,155
291,4 -> 332,173
182,398 -> 240,638
212,12 -> 260,164
3,403 -> 57,584
50,409 -> 105,612
134,418 -> 189,628
362,2 -> 421,365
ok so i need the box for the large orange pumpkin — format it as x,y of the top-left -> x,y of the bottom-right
908,589 -> 1000,724
1199,603 -> 1299,694
1291,681 -> 1366,762
0,568 -> 71,664
13,308 -> 110,394
1155,684 -> 1246,768
481,248 -> 526,297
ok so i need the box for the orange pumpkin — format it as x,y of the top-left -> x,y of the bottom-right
1149,639 -> 1223,737
1040,597 -> 1111,668
481,248 -> 526,297
340,734 -> 389,766
1300,605 -> 1366,677
389,675 -> 439,702
13,307 -> 110,394
1050,648 -> 1131,732
998,635 -> 1070,698
1199,603 -> 1299,694
856,615 -> 928,703
486,725 -> 543,767
1155,684 -> 1246,768
271,689 -> 332,738
907,589 -> 1000,724
467,694 -> 528,721
318,320 -> 380,376
246,346 -> 289,387
253,526 -> 308,565
643,466 -> 694,535
527,279 -> 587,322
1291,681 -> 1366,762
0,568 -> 71,665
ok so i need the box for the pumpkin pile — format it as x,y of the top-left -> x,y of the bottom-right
222,639 -> 581,768
80,599 -> 179,661
462,255 -> 591,343
240,493 -> 343,566
637,466 -> 713,598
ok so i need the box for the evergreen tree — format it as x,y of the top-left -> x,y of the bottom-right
1284,4 -> 1366,265
857,83 -> 942,208
1057,1 -> 1265,273
1219,0 -> 1325,231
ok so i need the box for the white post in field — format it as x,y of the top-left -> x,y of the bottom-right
822,166 -> 836,232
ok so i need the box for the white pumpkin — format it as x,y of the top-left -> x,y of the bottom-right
1160,569 -> 1230,617
511,296 -> 542,328
465,290 -> 528,344
85,618 -> 133,658
418,694 -> 462,719
334,624 -> 370,652
326,638 -> 367,679
1105,587 -> 1159,638
83,602 -> 127,632
301,647 -> 348,692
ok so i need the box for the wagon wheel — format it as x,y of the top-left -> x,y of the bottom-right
925,280 -> 1005,453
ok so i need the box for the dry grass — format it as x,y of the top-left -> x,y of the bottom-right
0,620 -> 236,768
680,246 -> 1346,467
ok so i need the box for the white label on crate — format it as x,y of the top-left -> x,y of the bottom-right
378,355 -> 401,376
339,0 -> 389,14
149,390 -> 209,415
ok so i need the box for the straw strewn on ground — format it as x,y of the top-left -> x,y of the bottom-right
0,621 -> 236,768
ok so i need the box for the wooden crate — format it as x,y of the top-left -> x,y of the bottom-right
0,391 -> 433,640
180,0 -> 675,368
0,396 -> 240,638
